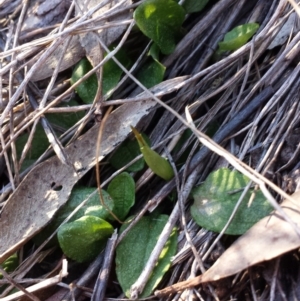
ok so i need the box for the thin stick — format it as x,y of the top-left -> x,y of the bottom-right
95,106 -> 123,223
0,266 -> 40,301
62,252 -> 105,301
91,230 -> 118,301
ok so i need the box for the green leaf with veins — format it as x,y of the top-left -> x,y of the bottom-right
191,168 -> 273,235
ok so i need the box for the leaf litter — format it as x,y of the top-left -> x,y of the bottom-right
1,0 -> 300,300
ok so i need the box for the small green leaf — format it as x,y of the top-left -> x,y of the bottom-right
218,23 -> 259,52
131,126 -> 174,181
137,59 -> 166,88
71,49 -> 131,103
107,172 -> 135,220
58,216 -> 114,262
0,254 -> 18,279
46,99 -> 85,130
116,214 -> 177,297
182,0 -> 209,13
109,134 -> 150,172
149,43 -> 161,61
34,188 -> 113,246
71,57 -> 98,104
134,0 -> 186,54
103,48 -> 131,96
16,125 -> 49,161
51,187 -> 113,224
190,168 -> 273,235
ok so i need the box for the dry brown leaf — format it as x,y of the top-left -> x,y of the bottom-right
0,98 -> 156,264
76,0 -> 132,68
29,0 -> 132,81
21,0 -> 71,35
29,35 -> 85,82
201,190 -> 300,282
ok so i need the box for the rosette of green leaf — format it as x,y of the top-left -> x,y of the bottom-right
109,134 -> 150,172
191,168 -> 273,235
116,214 -> 177,297
182,0 -> 210,13
107,172 -> 135,220
70,49 -> 131,103
134,0 -> 185,55
58,216 -> 114,262
218,23 -> 259,52
33,188 -> 114,246
131,126 -> 174,181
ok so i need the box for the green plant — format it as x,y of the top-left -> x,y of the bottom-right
218,23 -> 260,53
134,0 -> 185,55
109,133 -> 150,172
131,126 -> 174,181
182,0 -> 210,13
116,214 -> 177,297
191,168 -> 273,235
58,216 -> 114,262
70,48 -> 131,103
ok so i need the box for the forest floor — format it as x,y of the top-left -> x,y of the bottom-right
0,0 -> 300,300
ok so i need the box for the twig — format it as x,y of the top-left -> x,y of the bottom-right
167,148 -> 220,301
91,230 -> 118,301
96,105 -> 123,223
270,258 -> 280,301
0,266 -> 40,301
129,201 -> 181,299
150,87 -> 274,210
0,259 -> 68,301
63,252 -> 105,301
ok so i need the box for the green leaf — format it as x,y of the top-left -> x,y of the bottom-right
109,134 -> 150,172
116,214 -> 177,297
0,254 -> 18,279
190,168 -> 273,235
58,216 -> 114,262
51,187 -> 113,224
16,125 -> 49,160
34,188 -> 114,246
131,126 -> 174,181
71,49 -> 131,103
218,23 -> 259,52
107,172 -> 135,220
46,99 -> 85,130
137,59 -> 166,88
182,0 -> 209,13
102,48 -> 131,96
149,43 -> 161,61
134,0 -> 186,54
71,57 -> 98,104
